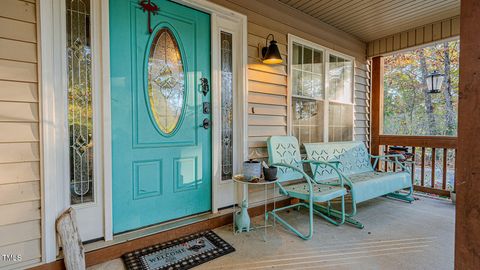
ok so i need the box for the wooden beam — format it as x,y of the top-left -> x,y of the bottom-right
413,185 -> 450,197
455,0 -> 480,268
370,57 -> 384,159
378,135 -> 457,149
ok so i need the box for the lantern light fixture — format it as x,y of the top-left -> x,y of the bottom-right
261,34 -> 283,65
425,70 -> 445,94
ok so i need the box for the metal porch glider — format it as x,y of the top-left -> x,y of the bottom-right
304,141 -> 414,229
266,136 -> 347,240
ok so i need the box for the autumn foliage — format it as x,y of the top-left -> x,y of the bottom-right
383,40 -> 459,136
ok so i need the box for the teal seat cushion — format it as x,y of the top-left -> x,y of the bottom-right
347,171 -> 411,203
283,183 -> 347,202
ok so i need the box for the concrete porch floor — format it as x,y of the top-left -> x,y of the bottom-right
89,195 -> 454,270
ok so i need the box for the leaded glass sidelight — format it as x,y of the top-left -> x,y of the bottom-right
148,28 -> 185,134
66,0 -> 94,204
221,32 -> 233,180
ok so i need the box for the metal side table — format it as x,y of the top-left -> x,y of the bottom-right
232,175 -> 279,241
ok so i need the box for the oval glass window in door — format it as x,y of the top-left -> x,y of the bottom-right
148,28 -> 185,134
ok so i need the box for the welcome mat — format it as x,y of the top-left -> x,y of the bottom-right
122,231 -> 235,270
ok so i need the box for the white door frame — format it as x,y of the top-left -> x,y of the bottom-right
40,0 -> 247,263
209,12 -> 248,212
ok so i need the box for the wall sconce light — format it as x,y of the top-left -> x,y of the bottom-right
261,34 -> 283,65
425,70 -> 445,94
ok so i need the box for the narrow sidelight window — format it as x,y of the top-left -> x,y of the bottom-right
66,0 -> 94,204
221,32 -> 233,180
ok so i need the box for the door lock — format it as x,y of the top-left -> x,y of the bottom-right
203,102 -> 211,114
199,118 -> 210,129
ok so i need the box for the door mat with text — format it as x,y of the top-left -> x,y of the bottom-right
122,230 -> 235,270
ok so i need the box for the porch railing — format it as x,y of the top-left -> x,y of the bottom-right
377,135 -> 457,197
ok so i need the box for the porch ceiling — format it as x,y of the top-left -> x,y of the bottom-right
276,0 -> 460,41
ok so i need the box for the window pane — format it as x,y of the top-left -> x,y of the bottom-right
303,47 -> 313,72
292,98 -> 324,145
67,0 -> 94,204
312,74 -> 323,99
312,50 -> 324,99
292,69 -> 302,96
221,32 -> 233,180
328,54 -> 352,103
292,43 -> 302,69
292,44 -> 324,99
328,103 -> 353,142
313,50 -> 323,74
302,71 -> 312,97
328,55 -> 338,100
343,60 -> 353,101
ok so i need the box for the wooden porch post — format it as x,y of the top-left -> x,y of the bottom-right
370,56 -> 384,159
455,0 -> 480,268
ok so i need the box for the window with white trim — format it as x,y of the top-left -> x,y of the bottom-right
290,37 -> 354,145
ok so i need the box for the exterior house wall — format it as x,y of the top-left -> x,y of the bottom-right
209,0 -> 370,203
0,0 -> 371,267
0,0 -> 42,269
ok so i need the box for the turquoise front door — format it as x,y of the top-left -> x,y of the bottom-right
110,0 -> 211,233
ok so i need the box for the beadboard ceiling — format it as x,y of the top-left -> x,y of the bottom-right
276,0 -> 460,41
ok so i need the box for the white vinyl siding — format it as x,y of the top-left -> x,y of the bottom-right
354,61 -> 370,145
0,0 -> 42,269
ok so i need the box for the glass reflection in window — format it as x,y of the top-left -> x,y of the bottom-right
292,98 -> 325,145
291,42 -> 324,99
328,103 -> 353,141
328,54 -> 352,103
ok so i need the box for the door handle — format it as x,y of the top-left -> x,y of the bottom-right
200,77 -> 209,96
199,118 -> 210,129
